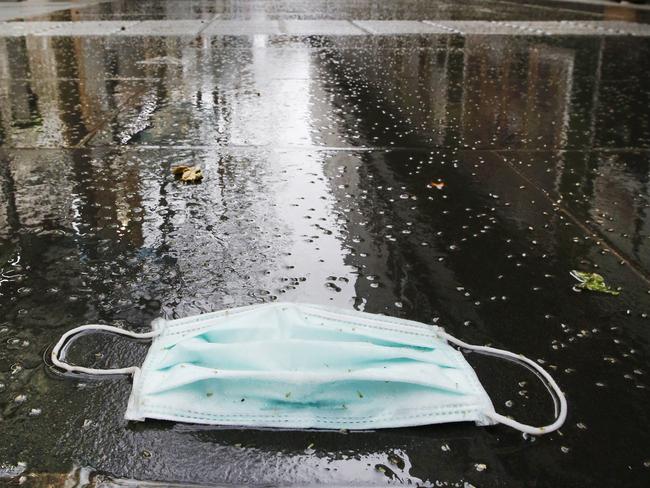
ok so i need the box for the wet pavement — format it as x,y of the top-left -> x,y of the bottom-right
1,0 -> 650,486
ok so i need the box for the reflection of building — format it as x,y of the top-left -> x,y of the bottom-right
0,31 -> 161,243
325,33 -> 650,297
460,38 -> 575,151
0,27 -> 649,276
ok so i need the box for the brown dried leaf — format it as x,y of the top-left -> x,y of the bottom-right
171,165 -> 203,183
180,167 -> 203,183
171,165 -> 190,175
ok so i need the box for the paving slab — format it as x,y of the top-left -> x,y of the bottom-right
423,20 -> 524,35
492,20 -> 615,36
0,21 -> 61,36
352,20 -> 451,35
32,21 -> 142,37
563,20 -> 650,36
116,19 -> 209,36
3,19 -> 650,39
0,0 -> 105,21
281,20 -> 366,36
0,79 -> 149,147
202,20 -> 283,36
1,2 -> 650,488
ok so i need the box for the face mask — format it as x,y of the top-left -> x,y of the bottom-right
51,302 -> 566,435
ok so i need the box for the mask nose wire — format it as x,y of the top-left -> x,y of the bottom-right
438,331 -> 568,436
51,324 -> 161,376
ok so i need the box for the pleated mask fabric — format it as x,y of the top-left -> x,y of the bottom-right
51,302 -> 567,434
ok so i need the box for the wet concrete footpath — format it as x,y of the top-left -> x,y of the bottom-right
1,0 -> 650,486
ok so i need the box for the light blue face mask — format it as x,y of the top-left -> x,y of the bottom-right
51,302 -> 567,435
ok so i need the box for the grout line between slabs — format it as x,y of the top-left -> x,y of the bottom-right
498,154 -> 650,285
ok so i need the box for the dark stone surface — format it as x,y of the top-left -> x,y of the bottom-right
0,1 -> 649,486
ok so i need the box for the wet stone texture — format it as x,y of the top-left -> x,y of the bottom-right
1,0 -> 650,487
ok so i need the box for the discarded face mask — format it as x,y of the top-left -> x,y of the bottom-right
51,302 -> 566,435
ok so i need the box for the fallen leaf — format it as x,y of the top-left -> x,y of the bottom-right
181,167 -> 203,183
171,165 -> 190,175
171,165 -> 203,183
570,270 -> 620,295
429,181 -> 445,190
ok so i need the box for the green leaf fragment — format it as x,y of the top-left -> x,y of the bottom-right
571,271 -> 620,296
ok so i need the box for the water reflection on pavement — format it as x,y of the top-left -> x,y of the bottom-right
1,1 -> 650,487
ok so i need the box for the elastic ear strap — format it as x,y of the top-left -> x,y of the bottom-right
51,324 -> 160,376
439,331 -> 567,436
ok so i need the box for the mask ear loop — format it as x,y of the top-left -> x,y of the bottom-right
51,324 -> 160,376
439,331 -> 567,436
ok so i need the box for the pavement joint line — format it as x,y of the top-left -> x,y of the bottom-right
196,13 -> 223,38
0,77 -> 175,82
421,21 -> 463,34
520,0 -> 650,12
565,19 -> 612,34
6,76 -> 419,82
2,20 -> 650,37
497,154 -> 650,285
492,147 -> 650,153
496,21 -> 550,35
349,20 -> 376,35
563,20 -> 633,35
592,147 -> 650,152
5,145 -> 648,153
496,0 -> 603,18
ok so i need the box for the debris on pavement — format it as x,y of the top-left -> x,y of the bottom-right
171,165 -> 203,183
570,270 -> 620,295
428,181 -> 445,190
